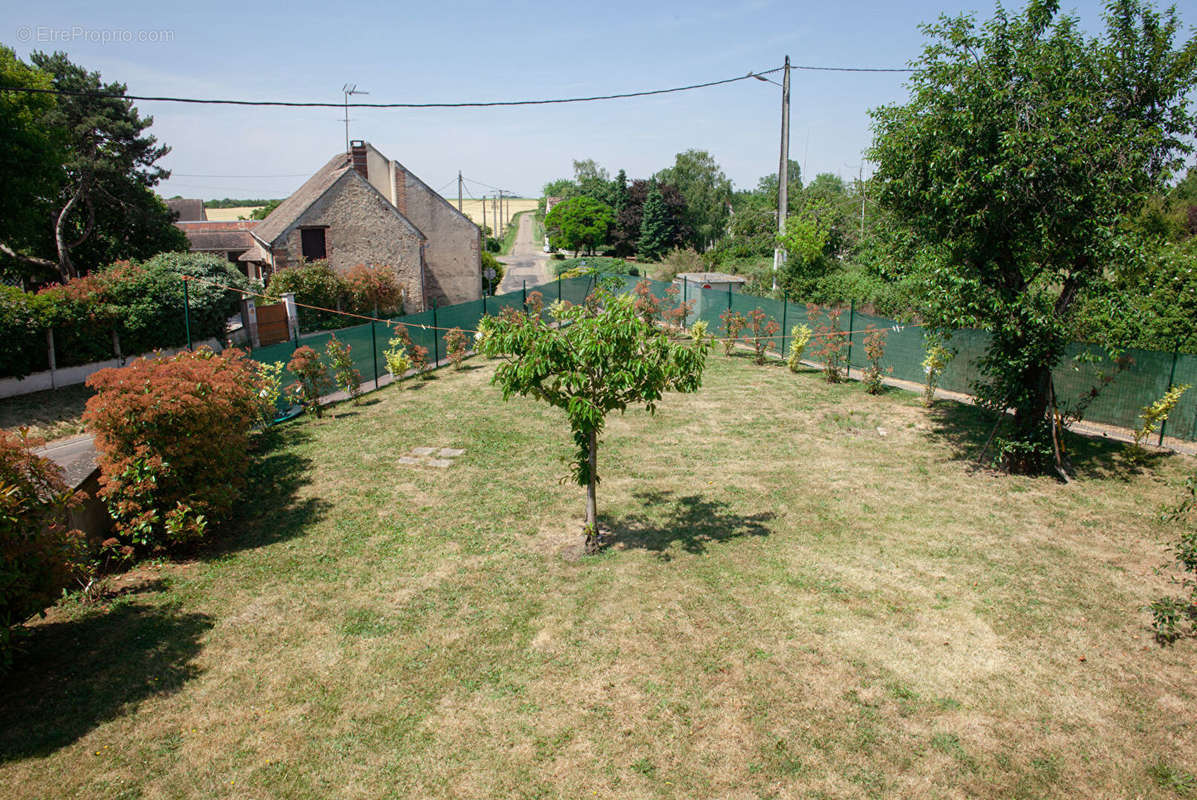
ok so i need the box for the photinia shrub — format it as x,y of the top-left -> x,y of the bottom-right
445,327 -> 468,369
287,346 -> 333,417
0,429 -> 88,672
388,323 -> 428,376
745,308 -> 780,365
83,347 -> 262,552
325,336 -> 363,404
809,304 -> 848,383
719,310 -> 747,357
862,325 -> 891,394
343,263 -> 404,315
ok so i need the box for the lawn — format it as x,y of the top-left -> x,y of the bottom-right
0,382 -> 93,442
1,353 -> 1194,798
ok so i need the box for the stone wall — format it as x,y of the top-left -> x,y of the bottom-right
274,172 -> 427,312
392,162 -> 482,307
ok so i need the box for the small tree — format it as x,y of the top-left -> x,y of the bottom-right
544,196 -> 614,255
809,305 -> 848,383
478,281 -> 710,552
787,324 -> 812,372
921,341 -> 954,407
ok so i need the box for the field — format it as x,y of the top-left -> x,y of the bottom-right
2,353 -> 1195,798
203,207 -> 261,221
452,197 -> 539,234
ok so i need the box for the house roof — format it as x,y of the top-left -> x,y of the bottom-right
175,220 -> 259,252
252,153 -> 353,245
167,198 -> 206,221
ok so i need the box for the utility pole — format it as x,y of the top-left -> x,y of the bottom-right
482,192 -> 487,236
493,194 -> 499,237
498,190 -> 505,237
858,161 -> 866,240
342,84 -> 368,153
772,55 -> 791,292
458,171 -> 463,212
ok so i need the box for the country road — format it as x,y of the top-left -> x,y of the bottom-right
497,212 -> 551,293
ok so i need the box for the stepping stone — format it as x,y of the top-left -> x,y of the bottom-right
410,447 -> 437,456
398,456 -> 422,465
438,448 -> 465,458
427,459 -> 454,468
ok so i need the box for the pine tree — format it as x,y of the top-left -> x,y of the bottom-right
637,183 -> 673,261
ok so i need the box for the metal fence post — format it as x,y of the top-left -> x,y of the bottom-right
482,292 -> 487,316
727,282 -> 732,312
557,274 -> 562,304
781,292 -> 788,357
1158,348 -> 1180,446
371,320 -> 379,390
522,279 -> 527,310
845,300 -> 855,370
432,299 -> 439,367
46,328 -> 56,390
183,277 -> 193,351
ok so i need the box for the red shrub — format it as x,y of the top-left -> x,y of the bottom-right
0,429 -> 87,670
84,347 -> 262,551
288,346 -> 333,417
343,264 -> 404,315
808,304 -> 848,383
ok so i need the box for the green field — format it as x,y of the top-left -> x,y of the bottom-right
2,353 -> 1194,798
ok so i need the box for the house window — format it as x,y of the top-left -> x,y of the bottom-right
301,227 -> 327,260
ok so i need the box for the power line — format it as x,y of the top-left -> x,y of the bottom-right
170,172 -> 310,178
0,65 -> 807,109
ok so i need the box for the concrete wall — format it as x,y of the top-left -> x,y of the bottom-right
391,161 -> 482,307
273,171 -> 427,312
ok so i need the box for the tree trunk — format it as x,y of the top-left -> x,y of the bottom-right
1007,361 -> 1054,474
54,186 -> 84,281
584,429 -> 599,553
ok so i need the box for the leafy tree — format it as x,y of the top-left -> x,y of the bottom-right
0,47 -> 62,284
614,179 -> 690,257
544,196 -> 614,255
478,281 -> 710,552
754,160 -> 803,216
656,149 -> 732,249
869,0 -> 1197,476
247,199 -> 281,220
31,51 -> 183,280
637,183 -> 675,261
776,208 -> 831,296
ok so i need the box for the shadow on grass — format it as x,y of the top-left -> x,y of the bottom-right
202,425 -> 331,558
925,400 -> 1173,480
0,600 -> 212,762
606,489 -> 774,558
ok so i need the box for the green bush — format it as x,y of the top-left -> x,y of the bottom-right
551,257 -> 635,277
0,429 -> 89,673
265,261 -> 347,331
0,253 -> 250,379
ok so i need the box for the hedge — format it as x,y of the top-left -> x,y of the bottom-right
0,253 -> 250,379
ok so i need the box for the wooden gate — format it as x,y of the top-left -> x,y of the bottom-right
256,302 -> 290,346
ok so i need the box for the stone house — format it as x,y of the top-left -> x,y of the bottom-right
242,140 -> 482,312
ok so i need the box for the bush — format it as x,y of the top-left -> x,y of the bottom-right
383,334 -> 412,379
266,261 -> 346,331
287,346 -> 332,417
658,248 -> 705,281
480,251 -> 505,295
83,347 -> 262,552
921,341 -> 955,407
325,336 -> 362,403
0,253 -> 250,379
0,429 -> 88,672
719,310 -> 747,356
445,327 -> 467,369
551,257 -> 634,277
1149,474 -> 1197,644
745,309 -> 780,365
862,325 -> 890,394
343,264 -> 403,315
787,324 -> 812,372
809,304 -> 848,383
1131,384 -> 1190,455
388,324 -> 428,376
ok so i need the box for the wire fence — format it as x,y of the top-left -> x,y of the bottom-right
240,273 -> 1197,444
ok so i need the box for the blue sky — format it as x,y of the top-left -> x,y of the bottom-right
6,0 -> 1194,201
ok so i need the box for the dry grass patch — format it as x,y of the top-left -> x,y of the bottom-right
0,352 -> 1194,798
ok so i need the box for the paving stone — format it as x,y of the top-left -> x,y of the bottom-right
427,458 -> 454,468
410,447 -> 437,456
438,448 -> 466,457
398,456 -> 422,465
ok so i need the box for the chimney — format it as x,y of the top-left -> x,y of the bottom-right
350,140 -> 368,179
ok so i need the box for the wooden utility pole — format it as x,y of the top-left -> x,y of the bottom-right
772,55 -> 791,292
498,190 -> 505,236
482,193 -> 487,235
458,171 -> 463,212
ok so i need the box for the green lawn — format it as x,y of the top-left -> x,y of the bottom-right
2,353 -> 1195,798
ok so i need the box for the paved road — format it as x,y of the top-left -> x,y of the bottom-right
497,212 -> 551,293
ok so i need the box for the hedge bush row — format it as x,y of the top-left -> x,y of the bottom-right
265,261 -> 404,332
0,253 -> 250,379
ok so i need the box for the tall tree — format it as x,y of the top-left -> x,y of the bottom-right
0,47 -> 63,283
869,0 -> 1197,476
655,149 -> 732,250
614,179 -> 690,257
31,51 -> 182,280
637,183 -> 675,261
478,281 -> 710,552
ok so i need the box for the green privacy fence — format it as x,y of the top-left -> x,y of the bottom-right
243,273 -> 1197,443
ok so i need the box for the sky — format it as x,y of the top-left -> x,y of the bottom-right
6,0 -> 1195,202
